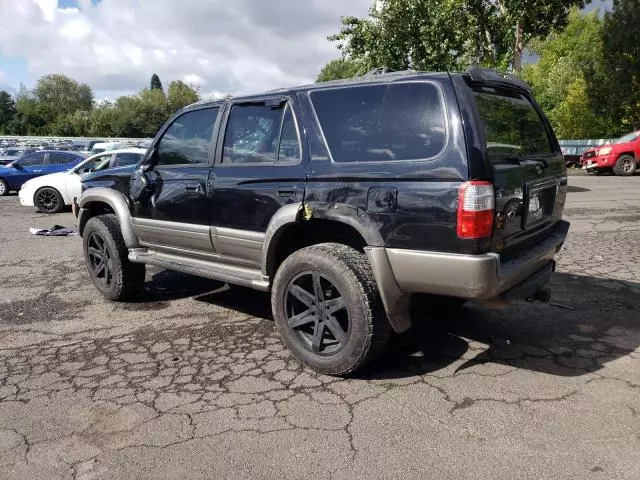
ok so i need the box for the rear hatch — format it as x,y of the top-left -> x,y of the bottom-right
469,81 -> 567,257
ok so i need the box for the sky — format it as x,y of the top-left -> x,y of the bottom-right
0,0 -> 613,100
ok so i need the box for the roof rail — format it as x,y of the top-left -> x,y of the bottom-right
468,67 -> 532,92
361,67 -> 417,77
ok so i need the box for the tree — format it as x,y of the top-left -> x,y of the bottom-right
0,91 -> 16,132
166,80 -> 199,112
32,74 -> 93,123
587,0 -> 640,132
316,58 -> 361,82
523,8 -> 614,138
329,0 -> 585,74
150,73 -> 163,92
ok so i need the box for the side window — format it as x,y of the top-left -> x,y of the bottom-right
310,83 -> 446,162
278,105 -> 301,162
19,153 -> 46,167
222,101 -> 301,165
113,153 -> 143,167
157,107 -> 219,166
49,153 -> 73,165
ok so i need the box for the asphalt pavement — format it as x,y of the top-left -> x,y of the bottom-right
0,174 -> 638,479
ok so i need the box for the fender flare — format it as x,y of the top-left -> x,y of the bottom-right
78,187 -> 140,248
261,201 -> 385,276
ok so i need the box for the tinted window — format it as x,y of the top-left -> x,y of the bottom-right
49,152 -> 74,165
157,107 -> 219,166
114,152 -> 142,167
311,83 -> 446,163
278,105 -> 301,162
222,102 -> 300,165
472,86 -> 553,164
19,153 -> 46,166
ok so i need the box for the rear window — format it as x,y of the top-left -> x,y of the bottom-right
472,86 -> 553,164
311,82 -> 446,163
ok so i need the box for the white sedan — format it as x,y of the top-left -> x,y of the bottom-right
19,148 -> 146,214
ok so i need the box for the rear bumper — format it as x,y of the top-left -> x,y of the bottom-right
366,221 -> 569,331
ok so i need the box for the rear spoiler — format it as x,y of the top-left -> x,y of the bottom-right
468,67 -> 532,93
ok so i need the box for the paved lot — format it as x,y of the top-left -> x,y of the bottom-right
0,175 -> 639,479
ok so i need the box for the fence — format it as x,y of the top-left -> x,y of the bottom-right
558,139 -> 614,157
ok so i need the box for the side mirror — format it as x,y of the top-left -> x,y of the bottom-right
141,147 -> 159,172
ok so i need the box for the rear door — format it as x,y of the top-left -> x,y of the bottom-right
468,82 -> 567,254
47,152 -> 80,174
208,97 -> 306,266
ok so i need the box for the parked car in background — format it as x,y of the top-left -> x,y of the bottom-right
581,131 -> 640,176
90,142 -> 122,156
19,148 -> 145,213
0,147 -> 36,166
0,151 -> 86,196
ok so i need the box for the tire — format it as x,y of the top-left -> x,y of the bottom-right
271,243 -> 391,376
0,179 -> 8,196
83,214 -> 146,301
613,155 -> 636,176
34,187 -> 65,214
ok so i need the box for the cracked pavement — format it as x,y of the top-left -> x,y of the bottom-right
1,174 -> 639,479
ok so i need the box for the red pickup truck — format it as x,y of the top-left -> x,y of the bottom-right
581,131 -> 640,176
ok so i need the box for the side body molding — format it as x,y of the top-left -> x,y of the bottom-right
78,187 -> 140,248
261,202 -> 302,276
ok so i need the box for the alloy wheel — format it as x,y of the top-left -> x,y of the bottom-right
284,271 -> 350,355
87,232 -> 113,288
36,190 -> 59,212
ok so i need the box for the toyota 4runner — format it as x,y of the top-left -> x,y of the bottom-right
76,68 -> 569,376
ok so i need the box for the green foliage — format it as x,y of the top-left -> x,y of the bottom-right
166,80 -> 199,112
316,58 -> 361,82
328,0 -> 584,74
587,0 -> 640,132
2,73 -> 200,138
150,73 -> 163,92
0,91 -> 16,132
523,8 -> 622,138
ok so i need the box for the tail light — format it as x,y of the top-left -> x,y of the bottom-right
457,181 -> 495,239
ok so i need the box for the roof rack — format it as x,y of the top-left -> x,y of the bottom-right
468,67 -> 532,92
361,67 -> 417,77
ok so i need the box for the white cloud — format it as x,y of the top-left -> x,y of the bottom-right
0,0 -> 371,97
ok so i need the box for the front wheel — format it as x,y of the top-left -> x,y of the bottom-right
271,243 -> 390,376
35,187 -> 65,214
83,214 -> 145,301
613,155 -> 636,176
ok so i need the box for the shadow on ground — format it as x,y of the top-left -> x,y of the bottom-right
124,269 -> 640,379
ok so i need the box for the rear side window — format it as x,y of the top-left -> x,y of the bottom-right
157,107 -> 219,166
310,82 -> 446,163
472,86 -> 553,164
49,152 -> 74,165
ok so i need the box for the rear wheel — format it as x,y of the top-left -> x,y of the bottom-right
271,243 -> 390,376
613,155 -> 636,176
83,214 -> 146,301
35,187 -> 65,214
0,179 -> 8,196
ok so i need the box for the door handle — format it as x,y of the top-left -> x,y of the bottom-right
277,186 -> 296,197
186,183 -> 202,193
33,170 -> 42,173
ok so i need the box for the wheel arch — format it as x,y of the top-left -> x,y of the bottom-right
78,187 -> 140,247
262,204 -> 382,279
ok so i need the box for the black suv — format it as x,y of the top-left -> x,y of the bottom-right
77,68 -> 569,376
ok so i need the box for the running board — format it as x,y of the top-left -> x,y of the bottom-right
128,249 -> 270,291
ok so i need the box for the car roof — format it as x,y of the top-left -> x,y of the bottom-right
187,70 -> 450,110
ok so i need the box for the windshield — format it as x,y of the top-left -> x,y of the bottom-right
473,85 -> 553,165
615,132 -> 640,144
